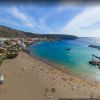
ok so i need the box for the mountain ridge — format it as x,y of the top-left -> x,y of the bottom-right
0,25 -> 78,40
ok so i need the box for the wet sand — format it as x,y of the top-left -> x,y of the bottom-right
0,51 -> 100,100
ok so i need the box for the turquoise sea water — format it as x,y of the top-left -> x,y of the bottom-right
28,37 -> 100,81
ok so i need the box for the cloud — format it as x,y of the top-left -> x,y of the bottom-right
38,5 -> 73,33
62,5 -> 100,37
9,6 -> 50,33
0,4 -> 87,35
9,6 -> 35,27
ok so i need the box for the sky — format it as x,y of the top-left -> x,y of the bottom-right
0,2 -> 100,37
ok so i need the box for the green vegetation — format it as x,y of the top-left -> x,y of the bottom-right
0,44 -> 20,66
6,45 -> 19,59
0,58 -> 5,66
0,53 -> 7,66
6,53 -> 18,59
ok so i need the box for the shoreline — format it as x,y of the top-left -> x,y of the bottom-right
24,49 -> 100,83
0,51 -> 100,99
23,51 -> 100,94
19,51 -> 100,97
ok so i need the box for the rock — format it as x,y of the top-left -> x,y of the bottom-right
21,67 -> 26,71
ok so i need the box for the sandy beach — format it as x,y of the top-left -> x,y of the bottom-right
0,51 -> 100,100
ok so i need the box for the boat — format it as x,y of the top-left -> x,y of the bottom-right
65,48 -> 71,50
88,45 -> 100,50
0,75 -> 4,84
89,61 -> 100,66
89,54 -> 100,68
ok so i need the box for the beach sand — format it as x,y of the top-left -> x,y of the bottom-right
0,51 -> 100,100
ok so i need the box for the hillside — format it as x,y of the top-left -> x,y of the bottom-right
0,26 -> 28,38
0,25 -> 78,40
